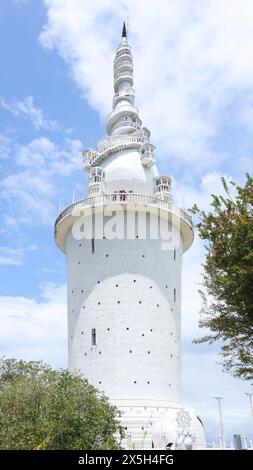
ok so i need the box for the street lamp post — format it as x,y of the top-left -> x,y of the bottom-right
213,396 -> 226,449
245,392 -> 253,416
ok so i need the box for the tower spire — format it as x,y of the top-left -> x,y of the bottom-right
122,21 -> 127,39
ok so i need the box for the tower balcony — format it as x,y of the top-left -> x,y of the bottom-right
83,135 -> 146,171
88,167 -> 106,195
82,148 -> 96,171
140,143 -> 156,168
153,176 -> 172,202
113,88 -> 135,107
96,134 -> 145,152
114,49 -> 132,64
54,192 -> 194,254
114,72 -> 133,91
114,61 -> 133,76
111,119 -> 141,135
106,104 -> 139,134
116,41 -> 131,52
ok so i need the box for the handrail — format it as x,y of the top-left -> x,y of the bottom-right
97,134 -> 145,152
111,121 -> 140,132
83,135 -> 145,168
114,61 -> 133,73
114,72 -> 133,86
114,50 -> 131,60
113,88 -> 135,99
55,193 -> 193,230
108,104 -> 138,117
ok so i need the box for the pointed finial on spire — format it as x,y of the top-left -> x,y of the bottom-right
122,21 -> 127,39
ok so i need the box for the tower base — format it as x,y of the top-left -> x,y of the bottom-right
112,399 -> 206,450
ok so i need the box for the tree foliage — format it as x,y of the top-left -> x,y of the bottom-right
190,174 -> 253,380
0,358 -> 124,450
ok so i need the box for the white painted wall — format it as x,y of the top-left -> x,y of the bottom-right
66,214 -> 182,403
93,148 -> 159,195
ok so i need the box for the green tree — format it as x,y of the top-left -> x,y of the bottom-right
190,175 -> 253,380
0,358 -> 124,450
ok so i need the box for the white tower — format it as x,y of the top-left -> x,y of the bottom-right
55,23 -> 206,450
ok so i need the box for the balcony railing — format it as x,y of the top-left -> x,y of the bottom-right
113,89 -> 135,107
114,72 -> 133,87
114,61 -> 133,74
55,193 -> 193,230
111,120 -> 141,132
83,135 -> 145,170
114,49 -> 131,61
107,105 -> 139,130
97,134 -> 146,153
113,88 -> 135,100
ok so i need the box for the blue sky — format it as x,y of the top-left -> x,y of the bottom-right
0,0 -> 253,446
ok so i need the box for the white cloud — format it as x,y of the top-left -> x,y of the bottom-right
0,283 -> 67,367
0,247 -> 24,266
1,137 -> 83,225
40,0 -> 253,171
0,96 -> 60,131
0,134 -> 11,161
0,244 -> 38,267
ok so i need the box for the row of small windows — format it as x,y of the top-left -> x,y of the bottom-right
90,239 -> 178,260
85,349 -> 177,358
73,329 -> 177,337
86,328 -> 179,356
83,349 -> 155,355
126,381 -> 172,385
80,239 -> 178,259
71,285 -> 176,300
95,300 -> 162,306
94,381 -> 166,388
75,298 -> 176,306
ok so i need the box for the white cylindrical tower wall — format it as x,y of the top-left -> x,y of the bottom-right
90,149 -> 158,196
67,213 -> 182,402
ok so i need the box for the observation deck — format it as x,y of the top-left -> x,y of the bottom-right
54,192 -> 194,253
